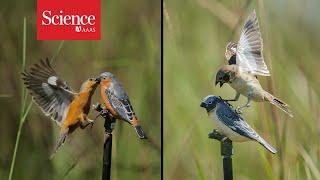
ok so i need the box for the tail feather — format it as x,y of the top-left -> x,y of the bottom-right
50,129 -> 68,159
257,137 -> 277,154
134,125 -> 147,139
265,93 -> 293,117
131,118 -> 147,139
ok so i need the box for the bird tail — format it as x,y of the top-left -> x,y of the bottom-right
131,118 -> 147,139
264,93 -> 293,117
50,128 -> 69,159
257,137 -> 277,154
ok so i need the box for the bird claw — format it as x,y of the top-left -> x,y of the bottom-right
235,107 -> 243,114
88,119 -> 95,129
92,103 -> 103,112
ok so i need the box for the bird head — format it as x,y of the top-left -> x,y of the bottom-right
99,72 -> 115,79
97,72 -> 115,86
215,65 -> 236,87
225,42 -> 237,60
200,95 -> 221,112
80,78 -> 100,92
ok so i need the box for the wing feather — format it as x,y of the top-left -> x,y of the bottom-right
22,58 -> 75,126
216,102 -> 260,140
237,10 -> 270,76
106,85 -> 136,123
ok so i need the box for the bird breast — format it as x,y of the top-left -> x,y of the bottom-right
229,73 -> 265,101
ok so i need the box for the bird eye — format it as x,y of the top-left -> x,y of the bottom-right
208,101 -> 212,104
223,74 -> 230,81
89,78 -> 94,81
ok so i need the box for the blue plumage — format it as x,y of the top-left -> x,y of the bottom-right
201,95 -> 277,154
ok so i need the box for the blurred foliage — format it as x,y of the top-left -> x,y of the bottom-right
164,0 -> 320,179
0,0 -> 160,179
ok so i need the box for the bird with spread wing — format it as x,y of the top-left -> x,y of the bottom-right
214,10 -> 293,117
22,58 -> 100,157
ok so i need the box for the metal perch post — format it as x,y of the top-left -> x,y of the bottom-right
94,103 -> 116,180
209,129 -> 233,180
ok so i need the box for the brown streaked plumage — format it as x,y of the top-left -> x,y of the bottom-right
21,58 -> 100,157
215,65 -> 293,117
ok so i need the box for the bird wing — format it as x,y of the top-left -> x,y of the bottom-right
22,58 -> 75,126
106,83 -> 136,123
216,102 -> 260,140
236,10 -> 270,76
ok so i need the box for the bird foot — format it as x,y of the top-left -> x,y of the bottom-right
88,119 -> 95,129
235,107 -> 243,114
92,103 -> 103,111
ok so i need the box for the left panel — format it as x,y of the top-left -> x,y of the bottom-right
0,0 -> 161,179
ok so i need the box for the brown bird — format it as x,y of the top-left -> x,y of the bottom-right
22,58 -> 100,157
214,10 -> 293,117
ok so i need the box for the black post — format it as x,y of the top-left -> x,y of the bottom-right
209,129 -> 233,180
94,104 -> 116,180
103,133 -> 112,180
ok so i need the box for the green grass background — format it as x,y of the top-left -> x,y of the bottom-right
0,0 -> 160,179
164,0 -> 320,179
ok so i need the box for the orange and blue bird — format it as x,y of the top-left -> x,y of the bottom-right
22,58 -> 100,157
98,72 -> 147,139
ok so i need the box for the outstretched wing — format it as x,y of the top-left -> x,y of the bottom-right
236,10 -> 270,76
216,101 -> 260,140
21,58 -> 75,126
106,83 -> 136,124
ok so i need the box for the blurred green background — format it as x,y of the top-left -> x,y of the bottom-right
164,0 -> 320,179
0,0 -> 160,179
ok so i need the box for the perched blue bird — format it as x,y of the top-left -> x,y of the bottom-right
200,95 -> 277,154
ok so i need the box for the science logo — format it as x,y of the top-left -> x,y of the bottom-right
37,0 -> 101,40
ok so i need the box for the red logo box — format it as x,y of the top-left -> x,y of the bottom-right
37,0 -> 101,40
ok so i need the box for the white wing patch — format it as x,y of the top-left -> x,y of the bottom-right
48,76 -> 58,86
236,10 -> 270,76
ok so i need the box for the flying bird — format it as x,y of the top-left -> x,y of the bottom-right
215,10 -> 293,117
22,58 -> 100,157
98,72 -> 147,139
200,95 -> 277,154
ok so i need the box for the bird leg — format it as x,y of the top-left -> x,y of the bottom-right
80,114 -> 95,129
225,92 -> 240,102
236,98 -> 251,114
80,119 -> 94,129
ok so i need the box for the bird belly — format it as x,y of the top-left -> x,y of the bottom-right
229,77 -> 249,95
229,77 -> 264,102
210,111 -> 250,142
61,97 -> 86,129
100,87 -> 119,118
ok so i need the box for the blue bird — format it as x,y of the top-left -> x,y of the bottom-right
200,95 -> 277,154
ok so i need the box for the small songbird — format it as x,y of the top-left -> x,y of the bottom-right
200,95 -> 277,154
215,10 -> 293,117
22,58 -> 100,157
98,72 -> 147,139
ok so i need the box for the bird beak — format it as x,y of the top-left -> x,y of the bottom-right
215,80 -> 224,87
95,77 -> 101,83
200,102 -> 206,108
215,80 -> 218,86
